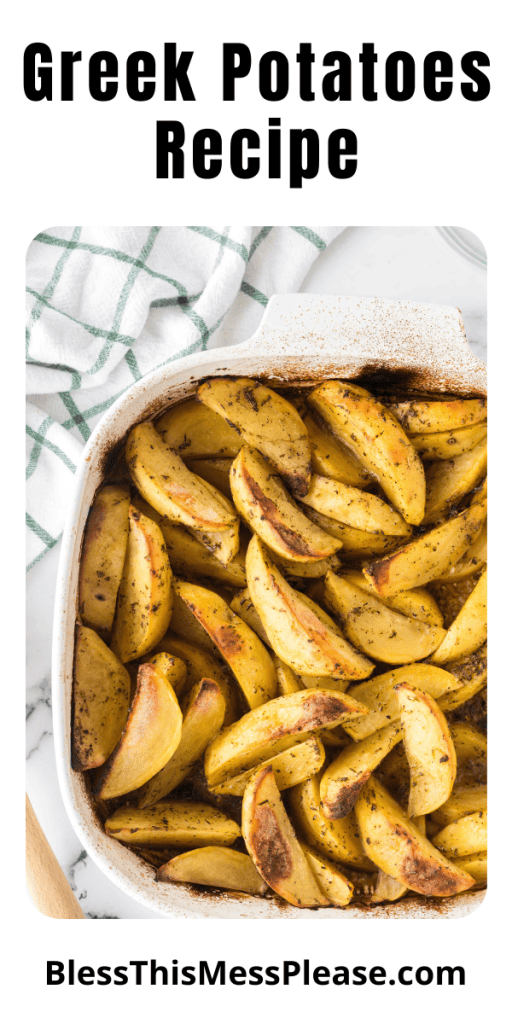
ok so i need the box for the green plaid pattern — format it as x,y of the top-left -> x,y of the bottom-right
26,225 -> 343,569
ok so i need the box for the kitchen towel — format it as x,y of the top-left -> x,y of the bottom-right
26,225 -> 343,569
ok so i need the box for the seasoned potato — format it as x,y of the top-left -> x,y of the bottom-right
303,507 -> 410,557
395,684 -> 457,816
105,801 -> 241,847
308,381 -> 425,524
451,852 -> 487,884
300,843 -> 354,906
333,570 -> 444,628
197,377 -> 312,496
156,399 -> 243,458
409,423 -> 487,460
72,625 -> 131,770
156,847 -> 267,895
304,413 -> 371,487
430,785 -> 487,827
288,773 -> 373,870
78,485 -> 130,636
345,663 -> 459,741
371,816 -> 426,904
320,722 -> 403,818
431,571 -> 487,664
301,475 -> 410,536
387,397 -> 487,434
423,438 -> 487,523
230,588 -> 270,645
187,458 -> 234,499
432,811 -> 487,857
450,722 -> 487,785
434,520 -> 487,583
210,738 -> 326,796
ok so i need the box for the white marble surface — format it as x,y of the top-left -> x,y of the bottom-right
26,225 -> 487,919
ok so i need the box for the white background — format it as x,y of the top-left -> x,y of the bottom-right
8,0 -> 511,1020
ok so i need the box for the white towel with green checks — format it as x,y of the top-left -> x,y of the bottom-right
26,225 -> 343,570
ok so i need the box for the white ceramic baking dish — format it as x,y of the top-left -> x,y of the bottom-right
52,294 -> 487,919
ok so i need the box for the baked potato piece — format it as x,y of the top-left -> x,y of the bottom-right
354,777 -> 475,896
431,570 -> 487,664
395,683 -> 457,817
173,580 -> 277,709
156,846 -> 267,895
105,801 -> 241,847
362,501 -> 487,598
242,766 -> 330,908
187,458 -> 233,499
308,381 -> 425,524
334,570 -> 444,628
430,785 -> 487,827
370,815 -> 426,904
287,773 -> 373,870
94,662 -> 183,799
230,446 -> 341,562
320,723 -> 403,818
156,635 -> 239,724
432,811 -> 487,857
304,413 -> 371,487
247,537 -> 374,679
144,651 -> 187,692
344,664 -> 460,741
324,572 -> 446,665
197,377 -> 312,497
300,843 -> 354,906
451,852 -> 487,884
271,551 -> 342,578
204,688 -> 368,788
136,679 -> 225,807
300,475 -> 410,536
110,506 -> 173,663
387,397 -> 487,434
156,398 -> 243,458
302,507 -> 411,557
229,588 -> 270,645
210,737 -> 326,796
423,438 -> 487,523
78,484 -> 130,637
409,423 -> 487,460
72,624 -> 131,770
450,722 -> 487,785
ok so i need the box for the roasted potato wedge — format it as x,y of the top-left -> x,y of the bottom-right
320,723 -> 403,818
247,537 -> 374,679
173,580 -> 277,708
242,766 -> 330,907
325,572 -> 446,665
136,679 -> 226,807
302,507 -> 411,557
197,377 -> 312,497
430,785 -> 487,827
210,737 -> 326,796
301,843 -> 354,906
434,521 -> 487,583
272,551 -> 342,578
409,423 -> 487,460
308,381 -> 425,524
450,722 -> 487,785
105,801 -> 241,847
156,635 -> 238,724
451,852 -> 487,884
72,625 -> 131,770
144,651 -> 187,692
371,815 -> 426,904
204,688 -> 368,788
78,484 -> 130,636
431,570 -> 487,664
156,398 -> 243,457
229,588 -> 270,645
230,447 -> 341,562
395,683 -> 457,816
304,413 -> 371,487
337,570 -> 444,627
301,475 -> 410,536
187,458 -> 234,499
110,506 -> 173,663
169,585 -> 220,655
156,846 -> 267,894
288,773 -> 373,870
432,811 -> 487,857
345,663 -> 459,741
387,397 -> 487,434
362,502 -> 486,598
354,777 -> 475,896
423,438 -> 487,523
95,663 -> 183,799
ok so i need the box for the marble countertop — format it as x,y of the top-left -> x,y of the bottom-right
26,225 -> 487,919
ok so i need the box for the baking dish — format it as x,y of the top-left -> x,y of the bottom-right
52,293 -> 487,919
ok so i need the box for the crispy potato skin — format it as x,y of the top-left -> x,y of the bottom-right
78,485 -> 130,636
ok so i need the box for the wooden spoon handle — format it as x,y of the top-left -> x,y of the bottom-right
26,795 -> 85,919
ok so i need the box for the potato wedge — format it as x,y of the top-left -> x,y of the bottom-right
430,785 -> 487,827
308,381 -> 425,524
395,684 -> 457,816
302,507 -> 410,557
287,774 -> 373,870
434,521 -> 487,583
230,447 -> 341,563
95,663 -> 183,799
371,815 -> 426,904
136,679 -> 225,806
169,585 -> 220,656
126,421 -> 238,538
105,801 -> 241,847
188,479 -> 240,564
275,657 -> 303,696
387,397 -> 487,434
301,475 -> 410,536
300,843 -> 354,906
304,413 -> 371,486
320,723 -> 403,818
72,624 -> 131,770
324,572 -> 446,665
156,846 -> 267,895
162,520 -> 246,587
362,502 -> 487,598
354,778 -> 475,896
173,580 -> 277,708
450,723 -> 487,785
156,398 -> 243,458
144,651 -> 188,692
187,458 -> 234,499
432,811 -> 487,857
431,570 -> 487,664
110,506 -> 173,663
210,737 -> 326,796
344,664 -> 459,741
78,484 -> 130,636
338,571 -> 444,627
230,589 -> 270,645
272,551 -> 342,578
409,423 -> 487,460
204,688 -> 368,787
198,377 -> 312,496
423,438 -> 487,523
451,852 -> 487,884
247,537 -> 374,679
155,635 -> 238,724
